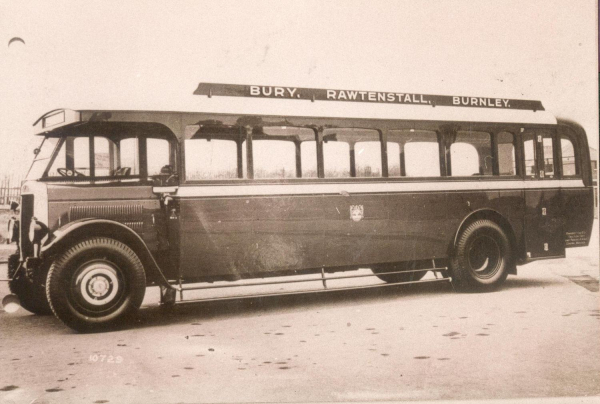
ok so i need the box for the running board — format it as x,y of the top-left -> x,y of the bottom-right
173,266 -> 451,304
176,278 -> 451,305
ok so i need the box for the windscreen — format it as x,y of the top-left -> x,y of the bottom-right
26,137 -> 61,180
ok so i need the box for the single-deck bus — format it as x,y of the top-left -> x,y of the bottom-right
4,83 -> 595,332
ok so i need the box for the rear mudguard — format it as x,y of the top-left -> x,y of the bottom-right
451,208 -> 519,275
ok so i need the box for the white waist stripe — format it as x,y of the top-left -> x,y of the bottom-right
175,179 -> 585,198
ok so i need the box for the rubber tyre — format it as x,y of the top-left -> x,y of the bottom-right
450,220 -> 511,292
7,253 -> 52,315
372,262 -> 427,284
46,238 -> 146,332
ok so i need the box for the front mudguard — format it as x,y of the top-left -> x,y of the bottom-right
40,218 -> 173,288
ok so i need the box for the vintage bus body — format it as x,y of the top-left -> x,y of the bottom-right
6,84 -> 595,331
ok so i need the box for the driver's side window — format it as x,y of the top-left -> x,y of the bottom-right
48,135 -> 141,178
118,138 -> 140,176
46,134 -> 172,181
74,137 -> 91,176
48,136 -> 91,177
47,139 -> 67,177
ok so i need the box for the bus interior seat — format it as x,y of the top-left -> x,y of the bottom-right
112,167 -> 131,176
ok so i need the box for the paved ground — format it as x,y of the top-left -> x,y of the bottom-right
0,223 -> 598,404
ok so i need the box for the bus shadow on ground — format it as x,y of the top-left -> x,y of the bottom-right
133,276 -> 562,330
501,276 -> 567,291
135,281 -> 454,329
0,276 -> 564,333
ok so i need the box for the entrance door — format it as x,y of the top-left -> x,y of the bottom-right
522,130 -> 565,258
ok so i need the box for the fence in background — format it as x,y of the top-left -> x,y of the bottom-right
0,175 -> 22,206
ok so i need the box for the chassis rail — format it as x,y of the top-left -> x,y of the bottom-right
171,265 -> 451,304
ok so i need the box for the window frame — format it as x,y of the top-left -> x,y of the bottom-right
182,125 -> 247,181
494,130 -> 520,178
558,132 -> 581,179
40,133 -> 177,183
385,128 -> 442,178
448,132 -> 494,177
180,118 -> 560,185
539,130 -> 558,180
184,124 -> 321,182
440,125 -> 497,178
521,129 -> 541,180
320,127 -> 384,179
255,126 -> 319,179
184,137 -> 243,181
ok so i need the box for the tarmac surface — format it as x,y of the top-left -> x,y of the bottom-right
0,222 -> 598,404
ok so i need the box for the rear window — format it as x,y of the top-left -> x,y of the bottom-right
560,137 -> 578,177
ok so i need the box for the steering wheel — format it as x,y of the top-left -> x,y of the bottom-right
57,168 -> 85,177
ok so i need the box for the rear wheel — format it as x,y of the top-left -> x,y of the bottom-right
450,220 -> 511,292
46,238 -> 146,332
7,253 -> 52,315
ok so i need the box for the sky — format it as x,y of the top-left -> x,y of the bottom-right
0,0 -> 597,178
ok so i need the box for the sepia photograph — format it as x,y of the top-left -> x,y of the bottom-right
0,1 -> 598,403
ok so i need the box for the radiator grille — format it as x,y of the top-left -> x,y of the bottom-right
20,194 -> 34,257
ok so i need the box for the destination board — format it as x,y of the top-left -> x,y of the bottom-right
194,83 -> 545,111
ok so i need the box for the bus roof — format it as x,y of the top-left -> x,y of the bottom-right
32,84 -> 557,137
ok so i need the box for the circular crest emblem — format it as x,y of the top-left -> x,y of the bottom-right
350,205 -> 364,222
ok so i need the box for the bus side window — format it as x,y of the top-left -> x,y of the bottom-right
185,138 -> 239,180
322,128 -> 381,178
73,136 -> 91,176
387,130 -> 440,177
252,139 -> 296,179
354,136 -> 382,177
119,138 -> 141,176
523,133 -> 537,178
451,131 -> 493,176
323,138 -> 350,178
300,140 -> 318,178
560,137 -> 578,176
94,136 -> 116,177
497,131 -> 517,176
147,138 -> 171,176
542,135 -> 555,178
253,127 -> 317,179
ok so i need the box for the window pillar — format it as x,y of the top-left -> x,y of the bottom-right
316,127 -> 324,178
245,126 -> 254,179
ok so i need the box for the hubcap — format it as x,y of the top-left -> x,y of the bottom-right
467,235 -> 501,278
73,261 -> 121,307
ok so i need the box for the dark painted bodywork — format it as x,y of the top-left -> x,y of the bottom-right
27,111 -> 594,286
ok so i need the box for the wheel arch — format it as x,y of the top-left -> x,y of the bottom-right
41,219 -> 172,287
452,209 -> 518,275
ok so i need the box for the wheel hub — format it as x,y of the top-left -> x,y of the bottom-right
88,276 -> 111,297
468,235 -> 501,277
74,261 -> 121,307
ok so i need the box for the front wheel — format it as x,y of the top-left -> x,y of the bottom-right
450,220 -> 512,292
46,238 -> 146,332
